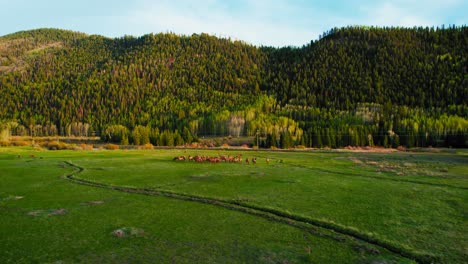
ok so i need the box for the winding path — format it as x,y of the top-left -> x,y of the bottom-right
63,161 -> 436,264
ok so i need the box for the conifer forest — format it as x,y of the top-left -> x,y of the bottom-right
0,26 -> 467,148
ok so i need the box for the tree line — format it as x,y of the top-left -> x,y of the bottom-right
0,26 -> 466,147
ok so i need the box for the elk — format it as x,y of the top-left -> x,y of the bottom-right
208,157 -> 221,163
219,155 -> 228,162
234,154 -> 242,163
173,156 -> 186,161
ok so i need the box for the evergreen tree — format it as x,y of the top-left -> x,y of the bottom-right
0,27 -> 466,147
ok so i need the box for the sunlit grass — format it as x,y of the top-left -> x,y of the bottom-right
1,147 -> 466,263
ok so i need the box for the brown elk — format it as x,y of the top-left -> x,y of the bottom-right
178,154 -> 250,164
173,156 -> 186,161
234,154 -> 242,163
219,155 -> 228,162
208,157 -> 221,163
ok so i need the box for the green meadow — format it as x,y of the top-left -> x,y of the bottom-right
0,147 -> 466,263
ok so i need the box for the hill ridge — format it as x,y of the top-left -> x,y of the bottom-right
0,26 -> 467,148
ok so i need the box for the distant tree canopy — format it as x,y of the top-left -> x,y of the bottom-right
0,26 -> 467,147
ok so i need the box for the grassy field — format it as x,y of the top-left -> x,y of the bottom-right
0,147 -> 466,263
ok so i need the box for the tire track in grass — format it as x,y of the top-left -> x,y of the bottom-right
62,161 -> 437,264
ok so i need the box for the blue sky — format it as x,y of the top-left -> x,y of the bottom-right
0,0 -> 466,47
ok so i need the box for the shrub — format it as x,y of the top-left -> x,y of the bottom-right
67,143 -> 77,150
221,143 -> 230,148
43,141 -> 71,150
141,143 -> 154,150
0,140 -> 11,147
77,143 -> 94,150
44,141 -> 59,150
12,140 -> 30,146
104,143 -> 119,150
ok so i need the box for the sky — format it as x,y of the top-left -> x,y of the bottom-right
0,0 -> 466,47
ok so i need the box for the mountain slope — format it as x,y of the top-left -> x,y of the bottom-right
0,28 -> 88,73
263,26 -> 467,108
0,26 -> 467,147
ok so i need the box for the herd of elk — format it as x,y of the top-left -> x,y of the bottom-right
173,154 -> 268,164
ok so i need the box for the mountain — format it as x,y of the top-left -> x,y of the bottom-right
0,28 -> 88,74
264,26 -> 467,108
0,26 -> 467,147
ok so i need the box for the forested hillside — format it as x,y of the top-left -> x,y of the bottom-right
0,26 -> 467,147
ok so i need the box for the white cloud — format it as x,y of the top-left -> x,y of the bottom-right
360,0 -> 466,27
1,0 -> 465,44
98,0 -> 467,46
117,0 -> 317,47
360,2 -> 431,27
